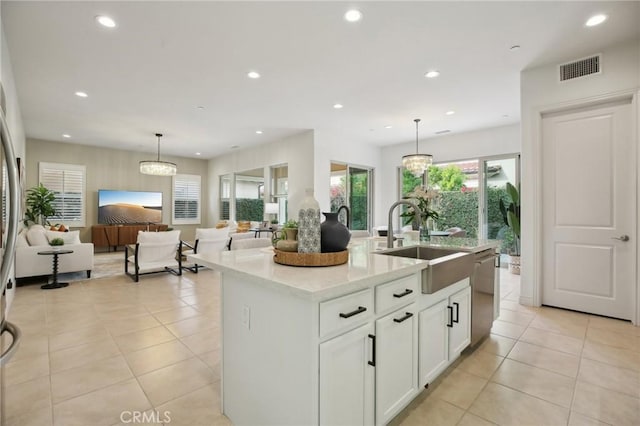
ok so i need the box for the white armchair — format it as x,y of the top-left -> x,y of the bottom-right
181,227 -> 230,273
230,237 -> 272,250
125,230 -> 182,282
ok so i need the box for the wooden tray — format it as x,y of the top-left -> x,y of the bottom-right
273,249 -> 348,267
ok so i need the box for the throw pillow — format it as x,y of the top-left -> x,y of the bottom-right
215,221 -> 228,229
26,225 -> 49,246
236,221 -> 251,233
45,230 -> 81,245
16,230 -> 29,248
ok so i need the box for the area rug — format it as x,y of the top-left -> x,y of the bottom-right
48,251 -> 125,284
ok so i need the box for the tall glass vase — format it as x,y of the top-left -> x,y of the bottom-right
419,219 -> 430,242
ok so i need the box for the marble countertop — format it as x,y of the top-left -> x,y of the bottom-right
189,237 -> 499,301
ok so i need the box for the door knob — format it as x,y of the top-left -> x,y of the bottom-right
611,235 -> 630,242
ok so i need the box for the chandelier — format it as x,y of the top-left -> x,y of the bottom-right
402,118 -> 433,177
139,133 -> 177,176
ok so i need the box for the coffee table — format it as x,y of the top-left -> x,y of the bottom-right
37,249 -> 74,289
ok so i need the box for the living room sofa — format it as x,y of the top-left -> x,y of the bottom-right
15,224 -> 94,279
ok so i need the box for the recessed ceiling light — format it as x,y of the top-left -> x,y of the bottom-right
256,130 -> 263,134
445,110 -> 455,116
435,130 -> 451,135
62,134 -> 71,138
333,104 -> 343,109
247,71 -> 261,79
509,45 -> 521,51
384,125 -> 393,129
195,152 -> 201,156
196,106 -> 205,110
502,114 -> 510,118
75,91 -> 88,98
586,14 -> 607,27
344,10 -> 362,22
424,70 -> 440,78
231,145 -> 239,149
95,15 -> 116,28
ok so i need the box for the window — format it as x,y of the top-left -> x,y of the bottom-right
172,174 -> 201,225
39,162 -> 86,227
220,174 -> 231,220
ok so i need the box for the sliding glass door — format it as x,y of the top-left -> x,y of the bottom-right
330,162 -> 372,231
480,155 -> 520,253
398,154 -> 520,243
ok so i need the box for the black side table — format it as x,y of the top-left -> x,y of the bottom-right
37,249 -> 74,290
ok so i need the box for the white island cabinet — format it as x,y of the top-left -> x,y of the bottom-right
190,238 -> 495,425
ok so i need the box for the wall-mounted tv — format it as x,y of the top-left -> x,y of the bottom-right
98,190 -> 163,224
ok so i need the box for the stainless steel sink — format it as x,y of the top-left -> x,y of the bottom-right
376,246 -> 474,293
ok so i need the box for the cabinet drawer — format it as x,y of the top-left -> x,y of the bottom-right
375,275 -> 419,314
320,289 -> 374,338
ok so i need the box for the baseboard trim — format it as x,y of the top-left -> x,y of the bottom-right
519,295 -> 535,307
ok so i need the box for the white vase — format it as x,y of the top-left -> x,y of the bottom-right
297,188 -> 321,253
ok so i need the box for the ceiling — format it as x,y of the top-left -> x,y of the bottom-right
2,1 -> 639,159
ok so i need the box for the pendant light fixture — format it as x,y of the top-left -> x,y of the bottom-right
402,118 -> 433,177
139,133 -> 177,176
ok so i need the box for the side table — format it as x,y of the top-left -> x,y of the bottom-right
37,249 -> 74,290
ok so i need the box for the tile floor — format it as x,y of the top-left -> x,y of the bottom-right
4,265 -> 640,426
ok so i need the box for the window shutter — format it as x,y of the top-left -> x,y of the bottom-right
39,162 -> 86,227
172,174 -> 201,225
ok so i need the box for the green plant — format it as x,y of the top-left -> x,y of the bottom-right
235,198 -> 264,221
50,237 -> 64,246
400,186 -> 439,227
283,219 -> 298,229
428,164 -> 467,191
24,184 -> 56,226
499,182 -> 521,255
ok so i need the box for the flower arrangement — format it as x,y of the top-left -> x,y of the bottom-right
400,185 -> 440,227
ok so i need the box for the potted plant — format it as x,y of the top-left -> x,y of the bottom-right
24,183 -> 56,226
50,237 -> 64,247
283,220 -> 298,241
400,185 -> 439,241
499,182 -> 521,274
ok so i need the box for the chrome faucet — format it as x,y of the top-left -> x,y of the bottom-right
387,200 -> 422,248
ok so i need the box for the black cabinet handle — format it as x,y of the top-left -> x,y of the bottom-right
453,302 -> 459,324
393,312 -> 414,323
447,306 -> 453,328
393,288 -> 413,298
368,334 -> 376,367
339,306 -> 367,319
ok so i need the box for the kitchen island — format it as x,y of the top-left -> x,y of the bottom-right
190,237 -> 499,425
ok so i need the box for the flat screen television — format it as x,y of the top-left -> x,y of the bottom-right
98,189 -> 163,224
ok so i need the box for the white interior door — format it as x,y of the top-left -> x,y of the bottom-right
542,99 -> 635,320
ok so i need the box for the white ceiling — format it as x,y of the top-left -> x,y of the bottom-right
3,1 -> 639,159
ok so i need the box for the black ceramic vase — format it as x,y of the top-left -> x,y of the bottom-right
320,211 -> 351,252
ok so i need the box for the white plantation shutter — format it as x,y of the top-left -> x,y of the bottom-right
173,174 -> 201,225
39,162 -> 86,227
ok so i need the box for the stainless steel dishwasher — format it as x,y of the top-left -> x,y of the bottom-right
470,249 -> 497,346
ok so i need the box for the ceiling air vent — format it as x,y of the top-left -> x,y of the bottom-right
559,54 -> 601,82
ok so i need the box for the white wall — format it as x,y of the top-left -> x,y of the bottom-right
520,39 -> 640,307
26,139 -> 209,242
208,130 -> 314,224
378,124 -> 521,227
313,128 -> 382,224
